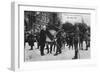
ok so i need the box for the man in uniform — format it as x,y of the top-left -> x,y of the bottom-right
73,25 -> 80,59
39,25 -> 46,56
27,32 -> 35,50
54,31 -> 62,56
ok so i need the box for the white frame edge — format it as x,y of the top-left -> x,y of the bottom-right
11,1 -> 97,71
11,2 -> 19,71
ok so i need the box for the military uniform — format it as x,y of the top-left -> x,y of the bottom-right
39,30 -> 46,56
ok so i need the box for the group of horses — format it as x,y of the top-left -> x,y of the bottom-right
24,22 -> 90,58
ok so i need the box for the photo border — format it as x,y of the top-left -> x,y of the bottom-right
11,2 -> 97,71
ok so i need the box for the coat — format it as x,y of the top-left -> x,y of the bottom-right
39,30 -> 46,45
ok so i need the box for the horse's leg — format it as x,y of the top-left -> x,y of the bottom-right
30,45 -> 33,50
72,43 -> 78,59
86,40 -> 89,50
72,44 -> 73,50
81,41 -> 83,50
54,44 -> 58,56
85,40 -> 88,50
69,44 -> 71,50
53,42 -> 56,53
79,42 -> 81,50
50,43 -> 53,54
63,43 -> 65,49
46,42 -> 49,54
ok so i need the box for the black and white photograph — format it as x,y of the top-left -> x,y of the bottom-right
24,11 -> 91,62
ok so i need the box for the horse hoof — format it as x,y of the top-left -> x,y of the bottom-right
54,53 -> 58,56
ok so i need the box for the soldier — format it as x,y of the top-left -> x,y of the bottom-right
73,25 -> 80,59
39,25 -> 46,56
54,31 -> 62,56
73,34 -> 79,59
27,32 -> 35,50
35,32 -> 40,49
68,33 -> 74,50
